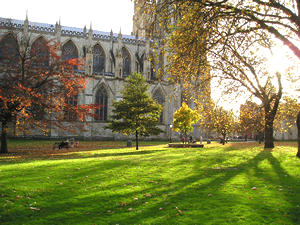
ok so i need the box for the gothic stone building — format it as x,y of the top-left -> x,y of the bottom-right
0,16 -> 182,140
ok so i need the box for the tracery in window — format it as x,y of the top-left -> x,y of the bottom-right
93,44 -> 105,74
64,95 -> 78,121
62,40 -> 78,69
95,87 -> 108,121
0,34 -> 19,65
31,37 -> 49,67
153,89 -> 165,123
122,47 -> 131,77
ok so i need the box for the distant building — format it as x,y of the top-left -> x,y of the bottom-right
274,122 -> 298,141
0,2 -> 212,140
0,14 -> 183,140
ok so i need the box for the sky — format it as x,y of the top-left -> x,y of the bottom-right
0,0 -> 134,35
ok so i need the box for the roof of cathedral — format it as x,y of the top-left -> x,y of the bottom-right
0,17 -> 145,44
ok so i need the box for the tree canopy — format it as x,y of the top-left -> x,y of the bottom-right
0,32 -> 96,153
173,102 -> 200,142
106,72 -> 162,150
135,0 -> 300,149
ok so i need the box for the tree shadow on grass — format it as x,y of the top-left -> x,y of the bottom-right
1,146 -> 299,224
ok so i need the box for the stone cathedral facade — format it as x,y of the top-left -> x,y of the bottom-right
0,15 -> 182,140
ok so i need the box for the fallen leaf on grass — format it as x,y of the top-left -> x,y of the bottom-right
144,193 -> 152,197
16,195 -> 22,199
29,207 -> 40,211
251,187 -> 257,190
120,202 -> 127,206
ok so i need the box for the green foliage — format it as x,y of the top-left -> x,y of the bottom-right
106,73 -> 162,149
173,102 -> 200,138
0,141 -> 299,224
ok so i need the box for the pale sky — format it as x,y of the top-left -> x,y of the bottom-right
0,0 -> 134,35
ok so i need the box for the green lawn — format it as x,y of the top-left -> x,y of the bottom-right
0,141 -> 299,224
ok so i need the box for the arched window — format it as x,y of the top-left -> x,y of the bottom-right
138,53 -> 144,73
93,44 -> 105,74
31,37 -> 49,67
122,47 -> 131,77
95,87 -> 108,121
150,54 -> 157,80
151,61 -> 156,80
153,89 -> 165,123
0,34 -> 19,65
64,95 -> 78,121
62,40 -> 78,69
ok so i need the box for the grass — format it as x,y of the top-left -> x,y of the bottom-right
0,140 -> 299,224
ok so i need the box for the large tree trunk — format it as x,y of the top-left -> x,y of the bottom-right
135,130 -> 139,150
264,123 -> 274,148
0,121 -> 8,154
264,114 -> 274,149
297,112 -> 300,158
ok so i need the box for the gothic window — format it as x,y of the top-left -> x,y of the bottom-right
93,44 -> 105,74
31,37 -> 49,67
64,95 -> 78,121
181,91 -> 188,105
95,87 -> 108,121
122,47 -> 131,77
150,54 -> 157,80
138,53 -> 144,73
110,58 -> 114,73
62,40 -> 78,69
151,61 -> 156,80
0,34 -> 19,65
135,53 -> 144,74
153,89 -> 165,123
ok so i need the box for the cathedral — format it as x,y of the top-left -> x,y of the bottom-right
0,9 -> 182,140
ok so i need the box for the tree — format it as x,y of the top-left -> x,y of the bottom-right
239,101 -> 264,140
210,106 -> 235,143
172,102 -> 200,143
135,0 -> 300,152
106,72 -> 162,150
0,32 -> 96,154
135,0 -> 292,148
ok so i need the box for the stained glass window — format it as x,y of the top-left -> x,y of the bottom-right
93,44 -> 105,74
62,40 -> 78,69
153,90 -> 164,123
64,95 -> 78,121
0,34 -> 19,65
31,37 -> 49,67
95,87 -> 108,121
122,47 -> 131,77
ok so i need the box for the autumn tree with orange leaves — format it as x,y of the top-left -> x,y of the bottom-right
0,32 -> 96,154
